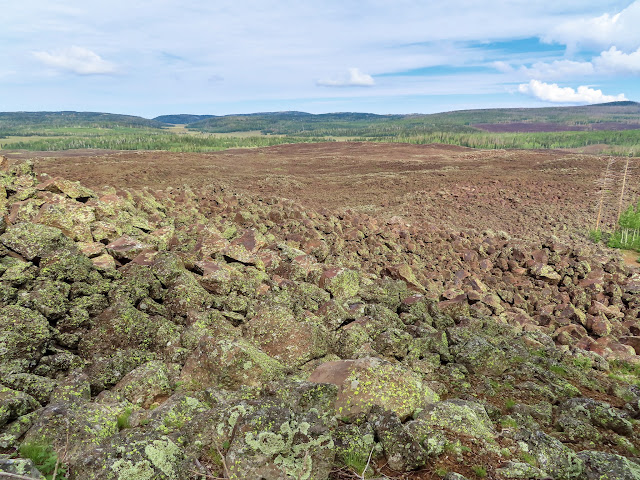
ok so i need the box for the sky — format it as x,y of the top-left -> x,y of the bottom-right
2,1 -> 640,118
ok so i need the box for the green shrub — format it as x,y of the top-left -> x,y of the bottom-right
608,201 -> 640,252
19,441 -> 68,480
589,229 -> 602,243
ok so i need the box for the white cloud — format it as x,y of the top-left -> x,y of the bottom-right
33,46 -> 116,75
545,1 -> 640,52
518,79 -> 627,104
503,46 -> 640,79
520,59 -> 595,79
491,61 -> 515,73
594,46 -> 640,74
317,68 -> 375,87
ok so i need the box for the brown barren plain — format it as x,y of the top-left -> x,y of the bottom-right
9,142 -> 638,243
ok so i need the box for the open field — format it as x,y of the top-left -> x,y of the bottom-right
14,142 -> 639,242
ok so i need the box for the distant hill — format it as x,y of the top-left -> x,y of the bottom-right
0,111 -> 164,132
153,114 -> 215,125
187,111 -> 410,134
182,102 -> 640,136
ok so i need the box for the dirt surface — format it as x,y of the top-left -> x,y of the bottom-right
9,142 -> 640,241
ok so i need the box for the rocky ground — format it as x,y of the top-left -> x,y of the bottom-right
0,144 -> 640,480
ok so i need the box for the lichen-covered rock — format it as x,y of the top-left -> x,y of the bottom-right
105,235 -> 152,262
180,336 -> 285,390
1,374 -> 56,405
0,305 -> 51,376
451,336 -> 509,375
244,304 -> 328,367
180,309 -> 239,351
26,279 -> 70,320
0,222 -> 76,261
22,400 -> 126,464
496,461 -> 548,479
131,392 -> 209,434
370,407 -> 427,471
85,350 -> 157,395
556,397 -> 633,438
164,271 -> 212,317
0,385 -> 40,428
415,400 -> 495,442
319,267 -> 360,298
225,402 -> 335,480
76,430 -> 189,480
309,357 -> 439,421
0,454 -> 46,479
511,429 -> 584,480
79,306 -> 180,357
96,361 -> 173,408
34,196 -> 96,242
578,450 -> 640,480
37,177 -> 96,201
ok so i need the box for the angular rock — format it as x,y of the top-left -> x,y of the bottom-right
180,336 -> 285,390
415,399 -> 495,441
244,304 -> 328,367
0,385 -> 40,428
309,357 -> 439,420
105,235 -> 152,262
578,451 -> 640,480
319,267 -> 360,298
1,222 -> 76,261
0,305 -> 51,376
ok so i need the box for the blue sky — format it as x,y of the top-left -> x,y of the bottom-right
2,1 -> 640,117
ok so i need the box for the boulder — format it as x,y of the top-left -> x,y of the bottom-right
319,267 -> 360,298
225,402 -> 334,480
578,451 -> 640,480
0,305 -> 51,376
244,304 -> 328,367
414,399 -> 496,441
309,357 -> 439,420
1,222 -> 76,261
75,430 -> 189,480
0,385 -> 40,428
180,337 -> 285,390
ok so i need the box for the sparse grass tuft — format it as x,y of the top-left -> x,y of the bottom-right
19,441 -> 68,480
117,407 -> 133,430
472,465 -> 488,478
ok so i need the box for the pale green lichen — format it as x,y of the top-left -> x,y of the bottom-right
144,438 -> 181,477
111,459 -> 155,480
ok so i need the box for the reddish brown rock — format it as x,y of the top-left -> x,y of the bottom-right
587,315 -> 612,337
554,324 -> 587,346
620,336 -> 640,355
194,260 -> 237,294
91,253 -> 117,271
106,235 -> 152,261
78,241 -> 106,258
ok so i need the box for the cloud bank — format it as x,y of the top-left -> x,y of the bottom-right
33,46 -> 116,75
317,68 -> 375,87
518,80 -> 627,104
545,1 -> 640,52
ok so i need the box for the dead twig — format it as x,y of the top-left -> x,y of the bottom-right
215,444 -> 231,479
359,445 -> 375,479
0,473 -> 44,480
617,156 -> 631,226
